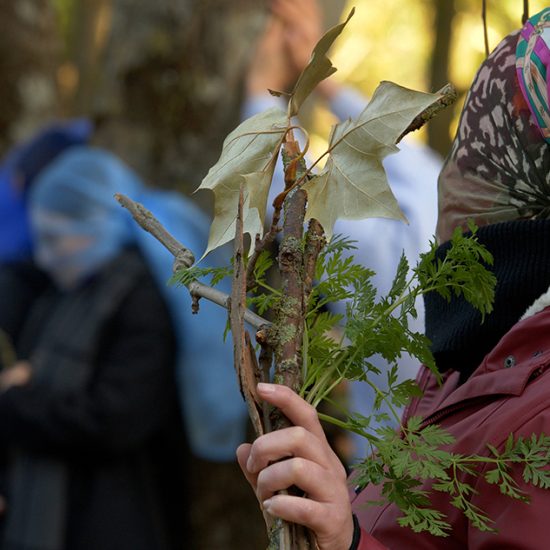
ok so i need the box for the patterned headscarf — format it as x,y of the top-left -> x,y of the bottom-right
516,8 -> 550,143
436,21 -> 550,244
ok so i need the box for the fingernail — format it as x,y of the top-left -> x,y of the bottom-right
257,382 -> 275,393
262,498 -> 273,513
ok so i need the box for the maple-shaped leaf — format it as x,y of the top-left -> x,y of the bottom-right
302,81 -> 442,240
197,107 -> 288,257
288,8 -> 355,117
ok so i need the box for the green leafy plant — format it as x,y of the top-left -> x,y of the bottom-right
118,8 -> 550,549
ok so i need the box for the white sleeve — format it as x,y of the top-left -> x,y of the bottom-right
328,86 -> 368,121
241,93 -> 286,121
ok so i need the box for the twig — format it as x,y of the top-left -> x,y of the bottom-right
396,83 -> 458,143
266,135 -> 317,550
231,185 -> 264,437
482,0 -> 490,58
522,0 -> 529,24
256,328 -> 274,434
246,127 -> 309,290
272,141 -> 307,395
115,193 -> 194,266
115,193 -> 270,330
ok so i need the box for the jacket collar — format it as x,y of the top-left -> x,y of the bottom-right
414,306 -> 550,420
521,285 -> 550,321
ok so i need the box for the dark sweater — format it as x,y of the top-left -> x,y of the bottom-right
0,249 -> 191,550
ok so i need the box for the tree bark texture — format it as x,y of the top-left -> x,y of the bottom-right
0,0 -> 60,152
427,0 -> 456,157
73,0 -> 269,196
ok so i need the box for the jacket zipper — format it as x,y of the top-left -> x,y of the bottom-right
417,395 -> 492,430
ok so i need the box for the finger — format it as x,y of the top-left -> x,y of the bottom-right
256,383 -> 327,440
263,494 -> 354,550
257,17 -> 285,50
272,0 -> 317,25
246,425 -> 334,474
236,443 -> 259,491
262,493 -> 330,535
255,457 -> 342,503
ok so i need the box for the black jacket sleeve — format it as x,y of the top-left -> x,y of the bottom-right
0,273 -> 178,457
0,262 -> 49,348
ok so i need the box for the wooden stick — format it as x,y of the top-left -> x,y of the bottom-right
115,193 -> 270,330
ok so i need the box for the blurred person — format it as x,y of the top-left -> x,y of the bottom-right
0,146 -> 247,550
238,9 -> 550,549
0,119 -> 92,350
0,121 -> 92,535
243,0 -> 441,460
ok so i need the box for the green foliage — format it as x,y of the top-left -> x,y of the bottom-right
352,419 -> 550,535
301,225 -> 494,415
415,221 -> 496,319
179,222 -> 509,537
292,226 -> 547,537
170,264 -> 233,287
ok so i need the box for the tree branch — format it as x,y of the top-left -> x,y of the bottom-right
304,219 -> 326,299
115,193 -> 270,330
397,83 -> 458,143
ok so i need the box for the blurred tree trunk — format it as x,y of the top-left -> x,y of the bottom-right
427,0 -> 456,158
0,0 -> 60,152
65,0 -> 269,201
66,0 -> 113,116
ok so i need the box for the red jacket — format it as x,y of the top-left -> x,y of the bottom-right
352,305 -> 550,549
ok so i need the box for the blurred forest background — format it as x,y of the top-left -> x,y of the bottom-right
0,1 -> 545,548
0,0 -> 545,203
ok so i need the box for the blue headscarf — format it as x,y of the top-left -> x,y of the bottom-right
0,119 -> 92,262
30,146 -> 246,461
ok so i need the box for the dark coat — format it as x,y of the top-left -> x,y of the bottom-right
0,262 -> 49,350
0,249 -> 190,550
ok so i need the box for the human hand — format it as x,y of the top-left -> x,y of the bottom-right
237,383 -> 354,550
271,0 -> 341,100
246,17 -> 296,96
271,0 -> 323,73
0,361 -> 32,391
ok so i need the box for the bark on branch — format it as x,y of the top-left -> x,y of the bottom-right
397,83 -> 458,143
266,136 -> 318,550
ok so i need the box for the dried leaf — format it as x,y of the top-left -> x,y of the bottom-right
303,81 -> 443,240
288,8 -> 355,117
197,107 -> 288,257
